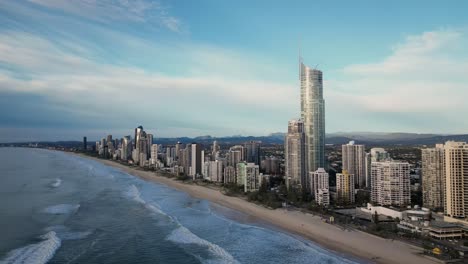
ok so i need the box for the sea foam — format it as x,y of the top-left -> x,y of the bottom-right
43,204 -> 80,215
167,226 -> 238,264
0,231 -> 61,264
50,178 -> 62,188
125,185 -> 171,219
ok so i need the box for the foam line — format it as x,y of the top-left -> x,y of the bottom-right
167,226 -> 238,264
125,185 -> 172,220
0,231 -> 61,264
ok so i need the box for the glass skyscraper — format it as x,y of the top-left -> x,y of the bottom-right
300,61 -> 325,174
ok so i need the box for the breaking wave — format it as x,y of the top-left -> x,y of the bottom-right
0,231 -> 61,264
43,204 -> 80,215
167,226 -> 238,264
125,185 -> 145,204
125,185 -> 172,219
50,178 -> 62,188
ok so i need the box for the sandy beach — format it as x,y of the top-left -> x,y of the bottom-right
80,154 -> 438,264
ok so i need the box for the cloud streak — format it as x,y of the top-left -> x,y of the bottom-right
327,29 -> 468,133
27,0 -> 183,32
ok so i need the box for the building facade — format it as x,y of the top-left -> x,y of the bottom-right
285,119 -> 306,190
310,168 -> 329,206
444,141 -> 468,220
422,145 -> 445,210
336,170 -> 355,204
342,141 -> 366,189
371,161 -> 410,207
300,61 -> 325,175
191,143 -> 202,179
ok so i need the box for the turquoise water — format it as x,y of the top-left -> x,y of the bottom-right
0,148 -> 360,264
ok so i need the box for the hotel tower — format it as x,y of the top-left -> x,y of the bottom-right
300,60 -> 325,174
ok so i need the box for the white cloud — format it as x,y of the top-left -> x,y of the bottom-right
27,0 -> 183,32
325,29 -> 468,133
0,31 -> 295,136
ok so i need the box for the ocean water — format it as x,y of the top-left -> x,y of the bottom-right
0,148 -> 360,264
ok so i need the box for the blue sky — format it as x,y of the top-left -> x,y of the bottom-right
1,0 -> 468,142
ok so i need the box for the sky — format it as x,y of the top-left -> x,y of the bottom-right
1,0 -> 468,142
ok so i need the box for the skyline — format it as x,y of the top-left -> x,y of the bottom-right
1,1 -> 468,142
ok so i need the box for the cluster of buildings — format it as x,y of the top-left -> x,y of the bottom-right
422,141 -> 468,225
95,126 -> 154,167
95,130 -> 267,193
283,60 -> 411,209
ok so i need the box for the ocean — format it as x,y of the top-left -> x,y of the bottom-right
0,148 -> 360,264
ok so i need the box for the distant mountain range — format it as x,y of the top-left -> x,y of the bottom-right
155,132 -> 468,146
2,132 -> 468,147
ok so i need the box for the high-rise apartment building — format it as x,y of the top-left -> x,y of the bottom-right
121,136 -> 132,161
134,126 -> 143,150
422,145 -> 445,210
224,166 -> 236,184
370,148 -> 390,162
342,141 -> 366,189
212,141 -> 220,161
443,141 -> 468,220
237,162 -> 260,192
336,170 -> 355,204
365,152 -> 371,188
245,141 -> 261,165
300,61 -> 325,174
191,143 -> 202,179
310,168 -> 329,206
371,161 -> 410,206
83,136 -> 87,151
146,134 -> 153,158
285,119 -> 306,190
228,145 -> 245,167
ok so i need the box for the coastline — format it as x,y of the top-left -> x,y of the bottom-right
77,153 -> 437,264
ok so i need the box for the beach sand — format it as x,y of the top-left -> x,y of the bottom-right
80,154 -> 438,264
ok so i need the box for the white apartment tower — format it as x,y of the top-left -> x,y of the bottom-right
443,141 -> 468,220
310,168 -> 329,206
285,119 -> 305,190
342,141 -> 366,189
371,161 -> 410,206
421,145 -> 445,210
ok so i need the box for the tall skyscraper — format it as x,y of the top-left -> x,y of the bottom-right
212,141 -> 220,161
244,141 -> 261,165
83,136 -> 87,151
342,141 -> 366,189
191,143 -> 202,179
146,134 -> 153,158
175,142 -> 182,162
336,170 -> 355,204
228,145 -> 244,167
443,141 -> 468,220
121,136 -> 131,161
422,145 -> 445,211
371,161 -> 410,206
134,126 -> 144,150
285,119 -> 306,190
300,61 -> 325,174
365,152 -> 371,188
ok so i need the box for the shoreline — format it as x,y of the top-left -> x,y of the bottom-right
77,153 -> 437,264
